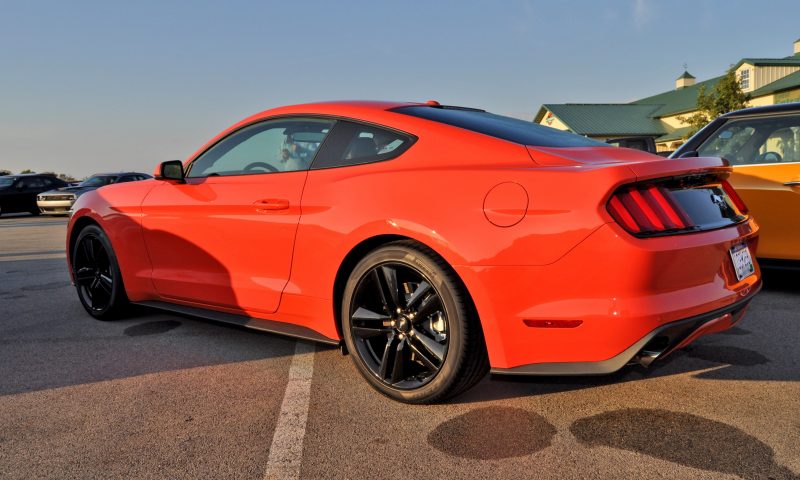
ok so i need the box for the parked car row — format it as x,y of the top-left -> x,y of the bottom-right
0,174 -> 68,216
0,172 -> 151,217
36,172 -> 151,215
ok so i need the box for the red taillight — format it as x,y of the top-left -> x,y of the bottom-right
721,180 -> 749,214
608,177 -> 748,236
608,184 -> 690,235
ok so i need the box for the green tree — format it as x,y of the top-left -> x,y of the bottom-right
679,66 -> 750,137
0,169 -> 10,176
20,169 -> 35,174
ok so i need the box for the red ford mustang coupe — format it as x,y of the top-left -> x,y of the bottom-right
67,101 -> 761,403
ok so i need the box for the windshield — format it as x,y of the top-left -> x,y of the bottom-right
79,175 -> 118,187
0,177 -> 16,187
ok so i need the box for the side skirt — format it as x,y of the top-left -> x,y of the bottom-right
135,300 -> 340,345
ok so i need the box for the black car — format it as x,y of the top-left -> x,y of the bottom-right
36,172 -> 153,215
0,174 -> 68,216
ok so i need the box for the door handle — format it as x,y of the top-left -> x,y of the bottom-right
784,181 -> 800,186
254,199 -> 290,211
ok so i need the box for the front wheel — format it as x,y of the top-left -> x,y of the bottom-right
72,224 -> 130,320
341,241 -> 488,404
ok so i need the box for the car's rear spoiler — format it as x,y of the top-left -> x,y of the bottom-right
526,146 -> 730,181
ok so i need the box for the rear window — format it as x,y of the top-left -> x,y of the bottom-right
394,106 -> 609,148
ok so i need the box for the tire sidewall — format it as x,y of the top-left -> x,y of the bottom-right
72,224 -> 126,319
342,244 -> 468,403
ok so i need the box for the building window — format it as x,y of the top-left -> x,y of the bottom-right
739,69 -> 750,89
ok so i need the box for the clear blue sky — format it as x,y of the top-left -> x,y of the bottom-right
1,0 -> 798,178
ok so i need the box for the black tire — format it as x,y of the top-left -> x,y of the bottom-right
72,224 -> 130,320
341,240 -> 489,404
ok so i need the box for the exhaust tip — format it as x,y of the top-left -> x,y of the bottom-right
631,335 -> 670,367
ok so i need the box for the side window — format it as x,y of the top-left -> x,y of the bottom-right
758,126 -> 800,163
187,118 -> 335,178
311,121 -> 415,169
22,177 -> 44,189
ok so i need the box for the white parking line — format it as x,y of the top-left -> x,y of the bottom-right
263,341 -> 315,480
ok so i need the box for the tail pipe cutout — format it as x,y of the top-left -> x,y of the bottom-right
630,304 -> 750,367
483,182 -> 529,227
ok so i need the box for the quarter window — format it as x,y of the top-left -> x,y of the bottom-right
311,121 -> 414,169
187,118 -> 335,178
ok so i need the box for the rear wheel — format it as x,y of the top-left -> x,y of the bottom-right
341,241 -> 488,403
72,225 -> 129,320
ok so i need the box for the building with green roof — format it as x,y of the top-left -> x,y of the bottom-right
534,39 -> 800,153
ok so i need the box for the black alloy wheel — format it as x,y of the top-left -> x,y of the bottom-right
342,241 -> 488,403
72,225 -> 128,319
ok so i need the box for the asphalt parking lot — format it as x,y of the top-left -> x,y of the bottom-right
0,214 -> 798,479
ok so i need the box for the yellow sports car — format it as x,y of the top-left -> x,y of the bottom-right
673,103 -> 800,265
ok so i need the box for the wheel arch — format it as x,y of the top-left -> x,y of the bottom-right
67,216 -> 101,268
332,234 -> 483,345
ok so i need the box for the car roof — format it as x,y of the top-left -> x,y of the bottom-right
2,173 -> 60,178
722,102 -> 800,118
89,172 -> 150,176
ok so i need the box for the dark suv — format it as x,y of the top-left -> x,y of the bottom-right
0,174 -> 68,216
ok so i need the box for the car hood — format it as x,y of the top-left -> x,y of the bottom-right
41,185 -> 98,196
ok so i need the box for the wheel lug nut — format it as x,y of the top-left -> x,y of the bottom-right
396,308 -> 402,313
398,333 -> 405,339
409,330 -> 414,336
391,320 -> 396,326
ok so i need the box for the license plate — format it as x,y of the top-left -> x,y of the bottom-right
729,243 -> 755,281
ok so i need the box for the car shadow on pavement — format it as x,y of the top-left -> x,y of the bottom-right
0,249 -> 298,397
761,266 -> 800,293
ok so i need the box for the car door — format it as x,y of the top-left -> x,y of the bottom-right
3,178 -> 26,213
696,113 -> 800,261
140,117 -> 335,314
20,177 -> 45,212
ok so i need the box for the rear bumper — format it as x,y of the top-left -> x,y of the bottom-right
457,218 -> 761,370
490,289 -> 758,375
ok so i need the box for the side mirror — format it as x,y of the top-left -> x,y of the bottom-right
155,160 -> 185,183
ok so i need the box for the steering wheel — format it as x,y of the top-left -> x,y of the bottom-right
757,151 -> 782,163
243,162 -> 279,173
